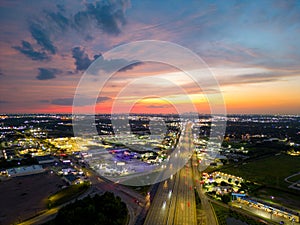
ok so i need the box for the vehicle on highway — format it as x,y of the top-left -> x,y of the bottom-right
162,201 -> 166,209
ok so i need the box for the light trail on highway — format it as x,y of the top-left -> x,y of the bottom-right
143,161 -> 197,225
144,122 -> 197,225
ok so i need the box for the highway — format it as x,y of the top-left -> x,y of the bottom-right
143,161 -> 197,225
173,162 -> 197,225
144,122 -> 197,225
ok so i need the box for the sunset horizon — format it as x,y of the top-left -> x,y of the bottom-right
1,1 -> 299,115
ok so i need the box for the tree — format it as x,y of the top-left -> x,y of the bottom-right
221,194 -> 231,204
240,182 -> 248,190
53,192 -> 128,225
220,181 -> 228,186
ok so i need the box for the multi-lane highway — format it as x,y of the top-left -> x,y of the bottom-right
144,161 -> 197,225
144,122 -> 197,225
143,120 -> 218,225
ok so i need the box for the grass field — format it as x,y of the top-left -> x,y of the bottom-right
220,154 -> 300,189
219,153 -> 300,209
254,187 -> 300,210
47,182 -> 90,208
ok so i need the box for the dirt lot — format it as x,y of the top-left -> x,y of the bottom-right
0,172 -> 64,225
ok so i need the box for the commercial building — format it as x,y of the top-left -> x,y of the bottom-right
6,165 -> 44,177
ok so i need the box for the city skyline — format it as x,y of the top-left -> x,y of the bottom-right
0,0 -> 300,115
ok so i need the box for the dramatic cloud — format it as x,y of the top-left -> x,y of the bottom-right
72,46 -> 143,72
13,1 -> 129,62
74,0 -> 128,35
72,46 -> 93,71
90,58 -> 143,73
51,96 -> 111,106
29,22 -> 56,54
13,41 -> 50,61
56,4 -> 65,12
0,100 -> 9,104
2,1 -> 300,114
44,10 -> 69,31
36,68 -> 62,80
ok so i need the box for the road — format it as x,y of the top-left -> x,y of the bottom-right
143,161 -> 197,225
191,153 -> 219,225
232,201 -> 300,225
144,122 -> 197,225
87,168 -> 146,225
18,121 -> 217,225
18,186 -> 95,225
18,167 -> 146,225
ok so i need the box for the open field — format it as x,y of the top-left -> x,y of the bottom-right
0,172 -> 64,225
220,153 -> 300,209
47,182 -> 90,208
254,187 -> 300,210
220,154 -> 300,190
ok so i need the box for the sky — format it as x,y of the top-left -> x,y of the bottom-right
0,0 -> 300,115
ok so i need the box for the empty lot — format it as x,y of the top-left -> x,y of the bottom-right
0,172 -> 64,225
